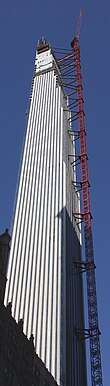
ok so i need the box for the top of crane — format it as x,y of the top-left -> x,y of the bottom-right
71,8 -> 84,48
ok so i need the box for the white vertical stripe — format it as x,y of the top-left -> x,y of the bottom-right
39,72 -> 55,361
45,76 -> 58,370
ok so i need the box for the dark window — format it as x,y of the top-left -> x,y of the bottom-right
8,348 -> 14,361
4,367 -> 12,384
32,365 -> 40,377
9,329 -> 17,346
24,350 -> 28,361
0,318 -> 3,327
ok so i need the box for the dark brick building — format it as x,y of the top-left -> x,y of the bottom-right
0,302 -> 58,386
0,231 -> 58,386
0,229 -> 11,303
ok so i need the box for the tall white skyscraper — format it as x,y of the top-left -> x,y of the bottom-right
5,39 -> 87,386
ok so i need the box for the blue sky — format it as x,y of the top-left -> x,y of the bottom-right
0,0 -> 109,384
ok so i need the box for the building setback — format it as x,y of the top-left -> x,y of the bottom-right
4,39 -> 87,386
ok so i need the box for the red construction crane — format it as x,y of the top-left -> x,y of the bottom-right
71,9 -> 103,386
56,9 -> 103,385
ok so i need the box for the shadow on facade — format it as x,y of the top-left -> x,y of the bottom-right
57,207 -> 87,386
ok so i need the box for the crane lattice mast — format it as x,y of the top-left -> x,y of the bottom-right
56,9 -> 103,384
71,9 -> 103,386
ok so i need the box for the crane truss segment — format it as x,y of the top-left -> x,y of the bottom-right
76,8 -> 84,39
56,39 -> 103,386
